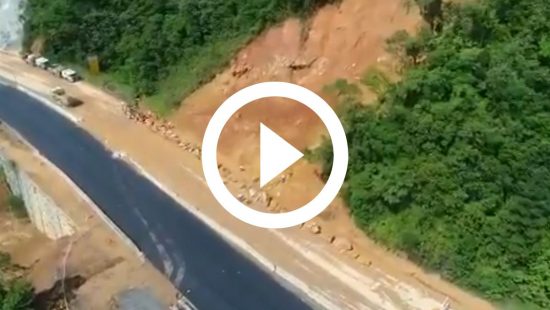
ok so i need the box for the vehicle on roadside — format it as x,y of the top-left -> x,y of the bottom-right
47,64 -> 65,77
34,57 -> 50,69
50,87 -> 84,108
23,54 -> 38,66
21,53 -> 83,83
61,68 -> 81,83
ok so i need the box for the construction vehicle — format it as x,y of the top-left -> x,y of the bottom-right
50,87 -> 84,108
61,68 -> 80,83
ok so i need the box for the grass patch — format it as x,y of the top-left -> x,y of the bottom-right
0,168 -> 6,184
0,252 -> 10,269
70,64 -> 136,104
360,67 -> 391,95
7,194 -> 27,219
67,35 -> 249,116
323,79 -> 361,98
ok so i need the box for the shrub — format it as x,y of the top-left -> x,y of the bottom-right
7,195 -> 27,219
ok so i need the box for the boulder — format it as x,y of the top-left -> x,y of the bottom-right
333,237 -> 353,253
306,223 -> 321,235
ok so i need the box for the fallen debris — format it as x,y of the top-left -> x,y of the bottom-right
288,57 -> 318,71
305,222 -> 322,235
122,104 -> 202,159
232,62 -> 252,78
333,237 -> 353,253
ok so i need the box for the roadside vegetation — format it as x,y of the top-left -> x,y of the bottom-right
320,0 -> 550,308
0,168 -> 27,219
0,252 -> 34,310
0,184 -> 33,309
20,0 -> 550,307
22,0 -> 332,114
7,195 -> 27,220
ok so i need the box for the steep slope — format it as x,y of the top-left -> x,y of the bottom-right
173,0 -> 418,166
171,0 -> 419,230
171,1 -> 495,309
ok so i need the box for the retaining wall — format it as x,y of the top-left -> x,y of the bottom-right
0,150 -> 75,239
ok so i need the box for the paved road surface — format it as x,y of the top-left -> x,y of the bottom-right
0,84 -> 313,310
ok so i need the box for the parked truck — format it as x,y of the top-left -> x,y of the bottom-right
22,53 -> 82,83
23,53 -> 37,66
61,69 -> 80,83
34,57 -> 49,69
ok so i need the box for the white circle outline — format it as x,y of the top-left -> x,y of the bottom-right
202,82 -> 348,229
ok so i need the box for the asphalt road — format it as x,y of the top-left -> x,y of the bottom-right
0,84 -> 312,310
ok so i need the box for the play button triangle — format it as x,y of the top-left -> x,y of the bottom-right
260,123 -> 303,188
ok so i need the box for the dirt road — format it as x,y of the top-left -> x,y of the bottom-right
0,48 -> 494,310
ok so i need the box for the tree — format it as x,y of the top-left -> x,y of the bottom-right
320,0 -> 550,307
23,0 -> 333,112
402,0 -> 443,30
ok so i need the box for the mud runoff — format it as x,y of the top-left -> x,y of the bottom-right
32,275 -> 87,310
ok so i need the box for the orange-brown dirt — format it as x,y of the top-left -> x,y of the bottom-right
173,0 -> 420,267
174,0 -> 415,152
172,0 -> 419,213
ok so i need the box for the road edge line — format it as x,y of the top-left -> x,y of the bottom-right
0,68 -> 339,309
122,157 -> 340,310
0,122 -> 144,262
0,76 -> 80,124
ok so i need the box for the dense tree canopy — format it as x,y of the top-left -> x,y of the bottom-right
22,0 -> 330,112
0,280 -> 33,310
323,0 -> 550,308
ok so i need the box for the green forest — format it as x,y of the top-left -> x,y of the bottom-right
320,0 -> 550,308
22,0 -> 329,113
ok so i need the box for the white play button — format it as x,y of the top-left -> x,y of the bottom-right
260,123 -> 303,188
202,82 -> 348,228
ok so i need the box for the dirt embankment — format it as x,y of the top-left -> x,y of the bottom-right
174,0 -> 417,150
170,1 -> 493,309
173,0 -> 422,271
172,0 -> 420,224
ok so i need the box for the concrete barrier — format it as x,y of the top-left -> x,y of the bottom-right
0,151 -> 75,239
